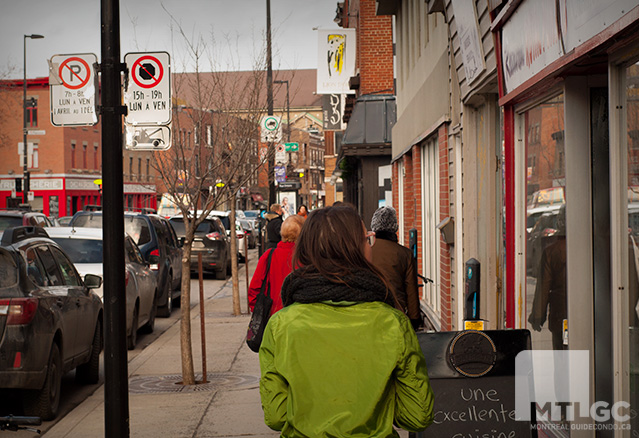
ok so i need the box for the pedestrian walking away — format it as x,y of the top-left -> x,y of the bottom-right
259,205 -> 434,437
264,204 -> 284,251
249,215 -> 304,316
370,206 -> 422,330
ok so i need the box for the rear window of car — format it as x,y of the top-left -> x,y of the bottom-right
0,216 -> 23,230
51,238 -> 103,264
72,214 -> 103,228
169,218 -> 212,235
214,216 -> 231,231
125,217 -> 151,246
0,249 -> 18,289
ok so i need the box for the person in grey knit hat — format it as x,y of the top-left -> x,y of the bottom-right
370,206 -> 421,330
371,206 -> 399,234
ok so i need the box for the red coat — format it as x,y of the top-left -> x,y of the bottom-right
248,241 -> 295,315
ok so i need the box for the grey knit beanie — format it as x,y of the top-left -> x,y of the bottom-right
371,206 -> 398,233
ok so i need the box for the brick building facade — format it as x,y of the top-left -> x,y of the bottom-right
0,78 -> 156,217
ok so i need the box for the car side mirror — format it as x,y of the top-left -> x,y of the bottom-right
84,273 -> 103,289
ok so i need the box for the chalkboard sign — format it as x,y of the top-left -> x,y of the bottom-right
416,330 -> 536,438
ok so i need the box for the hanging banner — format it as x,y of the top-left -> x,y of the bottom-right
317,29 -> 356,95
322,94 -> 346,131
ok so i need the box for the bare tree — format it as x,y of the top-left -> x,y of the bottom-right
152,19 -> 272,385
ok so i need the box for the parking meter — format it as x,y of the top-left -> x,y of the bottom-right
409,228 -> 418,259
465,258 -> 480,321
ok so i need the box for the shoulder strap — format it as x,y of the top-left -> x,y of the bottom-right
260,249 -> 275,298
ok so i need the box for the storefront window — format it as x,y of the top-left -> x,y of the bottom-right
625,61 -> 639,434
524,93 -> 568,433
525,94 -> 566,351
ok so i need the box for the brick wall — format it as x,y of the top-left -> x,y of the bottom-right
438,125 -> 452,331
358,0 -> 394,96
391,124 -> 454,331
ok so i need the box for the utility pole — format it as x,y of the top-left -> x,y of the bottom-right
22,34 -> 44,204
266,0 -> 276,206
101,0 -> 129,436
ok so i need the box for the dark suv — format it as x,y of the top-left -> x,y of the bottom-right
169,215 -> 231,280
0,227 -> 103,420
0,210 -> 53,231
69,212 -> 182,317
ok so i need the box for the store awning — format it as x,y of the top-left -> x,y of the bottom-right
340,94 -> 396,156
251,193 -> 264,202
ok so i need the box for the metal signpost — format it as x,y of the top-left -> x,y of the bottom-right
47,4 -> 174,434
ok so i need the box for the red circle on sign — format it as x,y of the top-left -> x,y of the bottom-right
131,56 -> 164,89
59,57 -> 91,90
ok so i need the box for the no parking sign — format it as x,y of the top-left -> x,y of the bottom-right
49,53 -> 98,126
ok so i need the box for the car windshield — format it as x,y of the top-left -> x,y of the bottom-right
169,218 -> 211,235
0,249 -> 18,289
0,216 -> 22,230
243,211 -> 259,218
51,238 -> 103,264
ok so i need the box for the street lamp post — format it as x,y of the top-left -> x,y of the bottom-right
274,79 -> 290,142
23,34 -> 44,204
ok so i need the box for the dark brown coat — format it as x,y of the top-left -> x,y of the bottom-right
370,237 -> 420,320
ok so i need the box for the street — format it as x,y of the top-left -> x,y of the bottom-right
0,250 -> 257,437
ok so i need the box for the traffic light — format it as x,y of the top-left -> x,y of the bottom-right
15,177 -> 22,192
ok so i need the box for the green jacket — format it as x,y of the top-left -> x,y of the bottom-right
259,301 -> 434,437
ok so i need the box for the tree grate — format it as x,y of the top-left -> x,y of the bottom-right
128,373 -> 259,394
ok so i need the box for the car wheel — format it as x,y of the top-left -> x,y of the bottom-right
157,274 -> 173,317
127,305 -> 138,350
141,292 -> 157,334
76,321 -> 102,384
24,343 -> 62,421
216,257 -> 227,280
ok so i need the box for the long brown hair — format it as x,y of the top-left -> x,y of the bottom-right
292,206 -> 397,306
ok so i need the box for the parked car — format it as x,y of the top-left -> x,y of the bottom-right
0,226 -> 103,420
209,211 -> 245,262
235,221 -> 247,262
243,210 -> 260,219
46,227 -> 158,350
239,219 -> 257,249
169,215 -> 231,280
0,209 -> 53,231
68,211 -> 182,317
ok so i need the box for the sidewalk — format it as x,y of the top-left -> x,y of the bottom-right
45,260 -> 279,438
43,260 -> 412,438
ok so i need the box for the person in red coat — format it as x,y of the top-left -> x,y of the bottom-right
249,215 -> 304,315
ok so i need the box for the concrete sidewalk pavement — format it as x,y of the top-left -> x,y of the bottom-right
44,260 -> 279,438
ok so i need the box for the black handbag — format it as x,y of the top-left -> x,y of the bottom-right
246,249 -> 275,352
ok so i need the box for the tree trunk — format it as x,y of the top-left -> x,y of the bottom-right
180,235 -> 195,385
230,198 -> 241,315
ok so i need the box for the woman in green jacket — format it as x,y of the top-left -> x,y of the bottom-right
259,205 -> 434,437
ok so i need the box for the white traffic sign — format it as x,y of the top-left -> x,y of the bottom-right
124,124 -> 172,151
124,52 -> 171,125
260,115 -> 282,143
49,53 -> 98,126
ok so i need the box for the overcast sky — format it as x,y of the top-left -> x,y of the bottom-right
0,0 -> 338,80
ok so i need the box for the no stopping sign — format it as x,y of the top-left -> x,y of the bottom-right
124,52 -> 171,125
